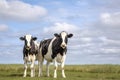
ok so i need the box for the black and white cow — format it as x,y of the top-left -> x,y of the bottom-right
20,34 -> 39,77
38,31 -> 73,78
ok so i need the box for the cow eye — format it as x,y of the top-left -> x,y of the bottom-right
65,37 -> 68,43
59,38 -> 62,42
25,40 -> 27,45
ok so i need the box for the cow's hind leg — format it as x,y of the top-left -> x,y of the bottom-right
38,59 -> 44,77
46,61 -> 50,77
38,61 -> 43,77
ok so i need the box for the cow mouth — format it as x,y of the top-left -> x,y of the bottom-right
61,45 -> 66,49
26,46 -> 31,50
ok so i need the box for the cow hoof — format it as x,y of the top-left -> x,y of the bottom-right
23,74 -> 27,77
63,76 -> 66,78
54,76 -> 57,78
23,75 -> 26,77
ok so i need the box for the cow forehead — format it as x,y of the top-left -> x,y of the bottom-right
61,32 -> 67,37
25,35 -> 32,41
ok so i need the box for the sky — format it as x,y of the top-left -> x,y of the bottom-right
0,0 -> 120,64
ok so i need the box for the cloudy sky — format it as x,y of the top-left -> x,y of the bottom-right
0,0 -> 120,64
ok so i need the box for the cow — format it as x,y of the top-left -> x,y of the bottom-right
20,34 -> 39,77
38,31 -> 73,78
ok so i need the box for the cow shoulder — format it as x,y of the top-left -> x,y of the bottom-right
41,39 -> 52,57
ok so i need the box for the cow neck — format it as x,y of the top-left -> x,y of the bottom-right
53,37 -> 62,48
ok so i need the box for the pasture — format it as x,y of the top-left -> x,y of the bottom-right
0,64 -> 120,80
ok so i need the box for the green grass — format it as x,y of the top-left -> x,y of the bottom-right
0,64 -> 120,80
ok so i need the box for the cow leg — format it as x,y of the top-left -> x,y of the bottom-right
23,60 -> 27,77
53,60 -> 58,78
61,61 -> 66,78
61,55 -> 66,78
38,58 -> 44,77
46,61 -> 50,77
30,61 -> 35,77
30,55 -> 35,77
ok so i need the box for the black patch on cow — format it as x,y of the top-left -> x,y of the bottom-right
64,36 -> 68,44
52,37 -> 67,59
23,46 -> 29,58
40,39 -> 52,57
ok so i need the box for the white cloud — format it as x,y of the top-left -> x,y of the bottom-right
80,37 -> 92,42
0,24 -> 8,32
0,0 -> 47,21
100,12 -> 120,27
102,48 -> 120,54
99,36 -> 120,44
93,12 -> 120,40
43,22 -> 80,33
101,13 -> 111,24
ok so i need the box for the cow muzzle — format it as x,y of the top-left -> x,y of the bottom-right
61,44 -> 67,49
26,46 -> 31,50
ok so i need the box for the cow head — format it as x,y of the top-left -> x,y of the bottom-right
54,31 -> 73,49
20,35 -> 37,50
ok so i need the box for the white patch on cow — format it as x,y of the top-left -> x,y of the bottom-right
61,32 -> 67,48
56,53 -> 66,63
26,35 -> 32,47
44,37 -> 56,62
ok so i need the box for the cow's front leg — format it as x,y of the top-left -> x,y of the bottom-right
30,61 -> 35,77
23,60 -> 27,77
61,61 -> 66,78
30,55 -> 35,77
53,60 -> 58,78
61,55 -> 66,78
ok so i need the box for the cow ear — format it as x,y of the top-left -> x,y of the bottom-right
20,37 -> 25,40
54,33 -> 60,37
68,34 -> 73,38
33,37 -> 37,41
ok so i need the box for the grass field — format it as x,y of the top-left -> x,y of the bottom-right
0,64 -> 120,80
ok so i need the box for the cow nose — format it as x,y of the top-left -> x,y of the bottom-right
61,44 -> 66,49
26,46 -> 31,49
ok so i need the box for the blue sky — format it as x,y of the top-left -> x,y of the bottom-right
0,0 -> 120,64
